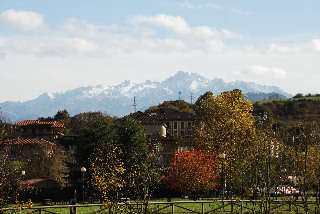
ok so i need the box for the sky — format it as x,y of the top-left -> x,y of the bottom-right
0,0 -> 319,102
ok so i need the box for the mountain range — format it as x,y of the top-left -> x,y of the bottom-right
0,71 -> 292,122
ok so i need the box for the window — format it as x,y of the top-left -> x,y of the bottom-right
165,122 -> 170,128
11,147 -> 16,155
174,122 -> 177,129
155,156 -> 163,165
181,122 -> 185,129
188,122 -> 192,127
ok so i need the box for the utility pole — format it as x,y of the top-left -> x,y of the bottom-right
190,93 -> 195,104
132,96 -> 137,112
178,92 -> 182,100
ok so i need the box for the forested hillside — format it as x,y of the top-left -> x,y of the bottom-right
253,97 -> 320,127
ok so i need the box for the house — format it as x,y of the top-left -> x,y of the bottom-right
12,120 -> 65,139
127,111 -> 167,137
21,178 -> 60,189
0,138 -> 55,159
127,108 -> 196,167
146,108 -> 196,137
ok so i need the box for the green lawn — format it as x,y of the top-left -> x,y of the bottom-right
3,198 -> 320,213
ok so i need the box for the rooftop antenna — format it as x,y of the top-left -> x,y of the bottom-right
190,93 -> 195,104
132,96 -> 137,112
178,91 -> 182,100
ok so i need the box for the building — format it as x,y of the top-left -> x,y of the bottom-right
0,138 -> 55,159
127,108 -> 196,166
12,120 -> 65,139
127,111 -> 167,137
147,108 -> 196,137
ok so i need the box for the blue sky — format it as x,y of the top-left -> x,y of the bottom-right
0,0 -> 319,102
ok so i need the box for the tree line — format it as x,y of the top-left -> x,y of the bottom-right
0,89 -> 320,206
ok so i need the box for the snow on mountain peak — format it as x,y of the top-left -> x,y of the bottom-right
0,71 -> 291,122
47,93 -> 55,99
189,81 -> 199,91
82,85 -> 108,98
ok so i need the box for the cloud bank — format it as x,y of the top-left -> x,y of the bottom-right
0,9 -> 43,31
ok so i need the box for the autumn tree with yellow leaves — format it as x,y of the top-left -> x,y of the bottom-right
279,122 -> 320,198
193,89 -> 255,157
192,89 -> 281,197
90,142 -> 125,201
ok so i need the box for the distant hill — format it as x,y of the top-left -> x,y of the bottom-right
0,71 -> 292,122
253,97 -> 320,124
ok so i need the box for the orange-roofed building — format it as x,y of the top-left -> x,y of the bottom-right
12,120 -> 64,139
0,138 -> 55,158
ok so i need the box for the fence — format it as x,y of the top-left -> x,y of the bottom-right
2,199 -> 320,213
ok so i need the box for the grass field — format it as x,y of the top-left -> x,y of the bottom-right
3,197 -> 320,213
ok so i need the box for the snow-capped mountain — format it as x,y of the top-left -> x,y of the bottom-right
0,71 -> 291,122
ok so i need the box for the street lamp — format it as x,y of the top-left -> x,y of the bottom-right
219,153 -> 226,203
81,167 -> 86,205
20,171 -> 26,202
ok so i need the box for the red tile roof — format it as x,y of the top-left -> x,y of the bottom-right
0,138 -> 55,146
12,120 -> 64,128
21,179 -> 47,185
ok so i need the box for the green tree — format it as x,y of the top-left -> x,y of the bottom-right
145,100 -> 195,115
54,109 -> 71,121
70,117 -> 116,188
20,143 -> 67,183
68,111 -> 114,134
0,109 -> 12,140
116,118 -> 149,198
293,93 -> 304,98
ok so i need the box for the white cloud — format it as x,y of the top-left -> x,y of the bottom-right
71,37 -> 100,54
230,8 -> 251,15
245,65 -> 287,80
4,36 -> 100,57
268,43 -> 301,53
176,2 -> 221,10
192,26 -> 220,38
131,14 -> 191,35
0,9 -> 43,31
311,39 -> 320,52
204,40 -> 225,52
206,3 -> 221,10
0,14 -> 244,58
0,51 -> 6,60
176,2 -> 201,9
130,14 -> 241,40
220,29 -> 243,39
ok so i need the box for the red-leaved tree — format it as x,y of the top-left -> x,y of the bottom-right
165,149 -> 219,193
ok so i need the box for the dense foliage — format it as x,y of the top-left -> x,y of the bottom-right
165,149 -> 219,193
145,100 -> 195,115
0,154 -> 22,206
1,90 -> 320,204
